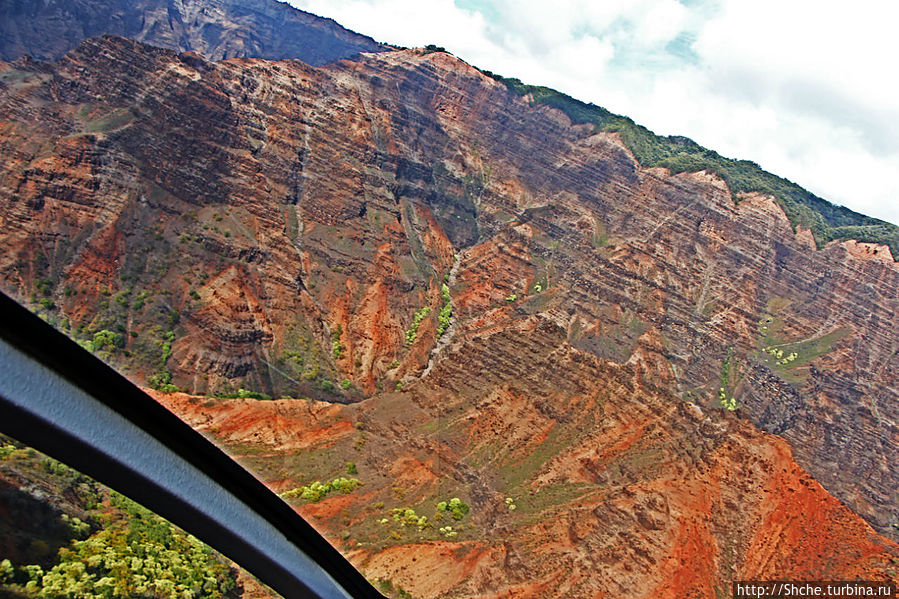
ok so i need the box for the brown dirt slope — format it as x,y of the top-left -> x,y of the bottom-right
154,323 -> 899,599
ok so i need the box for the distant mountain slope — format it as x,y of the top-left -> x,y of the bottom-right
484,71 -> 899,257
0,0 -> 389,64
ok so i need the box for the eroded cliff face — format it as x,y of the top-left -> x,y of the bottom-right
1,37 -> 898,594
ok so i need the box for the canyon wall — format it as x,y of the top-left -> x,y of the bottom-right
0,37 -> 898,595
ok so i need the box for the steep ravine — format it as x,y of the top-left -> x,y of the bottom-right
420,249 -> 463,380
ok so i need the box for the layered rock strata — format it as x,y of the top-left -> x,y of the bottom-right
0,36 -> 897,560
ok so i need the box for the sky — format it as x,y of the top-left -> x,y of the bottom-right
287,0 -> 899,226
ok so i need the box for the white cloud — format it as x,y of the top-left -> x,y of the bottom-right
693,1 -> 899,146
633,0 -> 689,45
288,0 -> 488,50
686,0 -> 899,222
287,0 -> 899,225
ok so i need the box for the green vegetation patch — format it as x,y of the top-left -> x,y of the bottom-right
435,497 -> 469,521
757,299 -> 852,383
593,221 -> 611,249
761,327 -> 852,383
495,421 -> 576,491
227,445 -> 335,485
405,306 -> 431,346
86,108 -> 135,133
369,496 -> 472,547
0,440 -> 238,599
436,284 -> 452,338
718,348 -> 739,411
511,482 -> 593,518
331,324 -> 345,360
280,477 -> 362,503
20,493 -> 238,598
0,68 -> 30,85
271,317 -> 340,398
389,507 -> 431,530
215,388 -> 272,401
374,577 -> 415,599
147,328 -> 178,393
